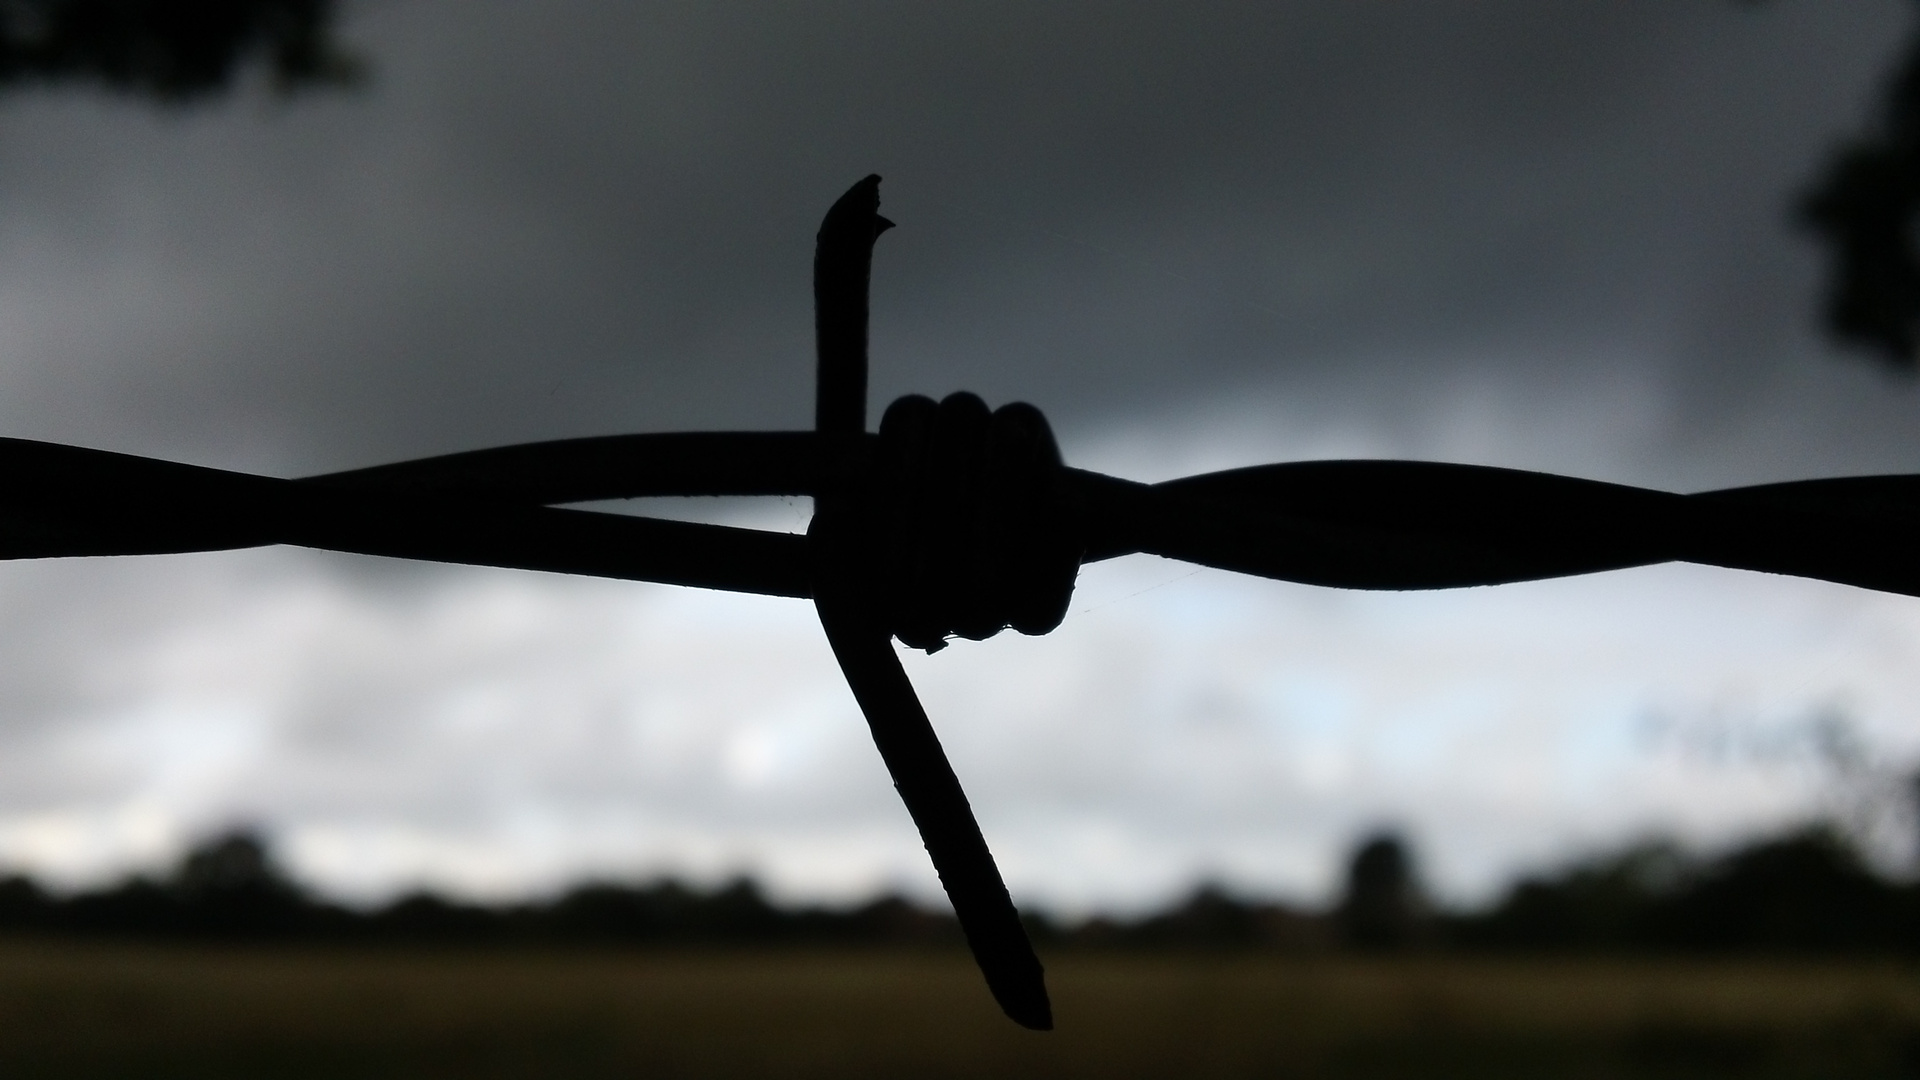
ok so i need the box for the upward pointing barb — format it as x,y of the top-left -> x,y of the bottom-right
815,175 -> 895,436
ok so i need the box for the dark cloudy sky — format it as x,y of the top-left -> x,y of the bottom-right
0,0 -> 1912,913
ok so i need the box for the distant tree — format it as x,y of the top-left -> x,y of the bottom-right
0,872 -> 46,929
1336,831 -> 1428,951
174,828 -> 282,894
167,827 -> 315,937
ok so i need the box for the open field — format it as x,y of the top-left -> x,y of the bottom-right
0,945 -> 1917,1078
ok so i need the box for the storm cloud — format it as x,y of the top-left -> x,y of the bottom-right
0,0 -> 1910,910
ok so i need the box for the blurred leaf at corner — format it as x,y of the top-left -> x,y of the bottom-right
1796,0 -> 1920,371
0,0 -> 362,102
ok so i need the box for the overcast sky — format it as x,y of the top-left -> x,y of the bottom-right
0,0 -> 1913,915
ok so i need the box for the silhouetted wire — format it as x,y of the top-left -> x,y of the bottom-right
5,176 -> 1920,1027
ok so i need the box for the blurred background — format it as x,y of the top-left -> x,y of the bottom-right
4,1 -> 1920,1074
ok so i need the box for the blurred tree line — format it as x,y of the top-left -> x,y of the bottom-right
1075,826 -> 1920,955
3,824 -> 1919,955
1448,828 -> 1909,953
0,831 -> 969,947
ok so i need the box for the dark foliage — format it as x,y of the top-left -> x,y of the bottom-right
1799,0 -> 1920,367
1454,827 -> 1920,955
1068,884 -> 1330,952
1448,841 -> 1685,951
0,0 -> 355,100
1647,830 -> 1904,952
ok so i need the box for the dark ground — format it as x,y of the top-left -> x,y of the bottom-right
0,945 -> 1916,1079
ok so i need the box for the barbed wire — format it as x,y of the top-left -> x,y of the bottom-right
5,176 -> 1920,1028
